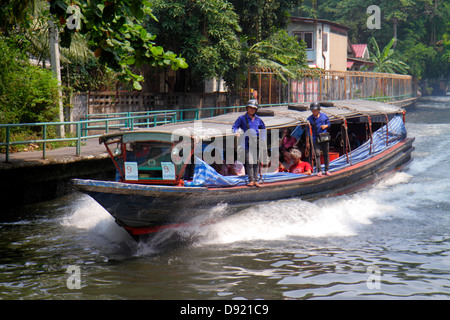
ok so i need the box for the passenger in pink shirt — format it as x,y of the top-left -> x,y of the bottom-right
280,128 -> 298,151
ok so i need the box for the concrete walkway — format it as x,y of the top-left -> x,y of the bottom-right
0,137 -> 109,169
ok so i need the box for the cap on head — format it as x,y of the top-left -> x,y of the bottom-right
246,99 -> 259,109
310,101 -> 321,111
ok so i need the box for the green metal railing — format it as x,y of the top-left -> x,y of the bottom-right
360,93 -> 415,102
0,112 -> 176,163
80,104 -> 249,127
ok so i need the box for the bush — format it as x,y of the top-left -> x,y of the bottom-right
0,36 -> 60,125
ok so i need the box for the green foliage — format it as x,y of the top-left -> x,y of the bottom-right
0,0 -> 37,33
61,59 -> 117,92
297,0 -> 449,79
1,0 -> 117,93
397,35 -> 437,79
228,0 -> 300,44
49,0 -> 188,90
149,0 -> 241,90
366,37 -> 409,74
0,36 -> 59,124
149,0 -> 305,91
248,30 -> 308,83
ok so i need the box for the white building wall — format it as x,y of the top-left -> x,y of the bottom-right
288,21 -> 334,71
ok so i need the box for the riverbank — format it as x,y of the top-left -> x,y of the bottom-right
0,139 -> 114,211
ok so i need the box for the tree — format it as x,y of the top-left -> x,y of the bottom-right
148,0 -> 306,92
148,0 -> 241,92
228,0 -> 301,44
1,0 -> 189,90
366,37 -> 409,74
396,0 -> 449,79
0,36 -> 59,124
248,30 -> 308,83
48,0 -> 188,90
0,0 -> 37,34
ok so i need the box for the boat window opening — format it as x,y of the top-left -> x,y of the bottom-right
330,122 -> 367,156
101,138 -> 125,181
123,141 -> 179,182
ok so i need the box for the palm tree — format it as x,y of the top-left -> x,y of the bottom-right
244,30 -> 307,83
248,41 -> 299,82
20,1 -> 93,66
366,37 -> 409,74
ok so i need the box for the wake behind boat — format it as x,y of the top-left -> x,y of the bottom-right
72,99 -> 414,240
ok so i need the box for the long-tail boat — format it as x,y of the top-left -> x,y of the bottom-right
72,100 -> 414,240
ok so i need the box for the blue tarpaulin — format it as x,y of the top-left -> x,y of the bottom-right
184,116 -> 406,187
290,125 -> 304,140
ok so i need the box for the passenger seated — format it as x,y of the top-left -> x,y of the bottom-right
335,132 -> 361,150
288,149 -> 312,175
279,148 -> 292,172
280,128 -> 298,151
349,132 -> 361,149
212,161 -> 229,176
228,159 -> 245,176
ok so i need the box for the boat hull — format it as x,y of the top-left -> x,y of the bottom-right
72,138 -> 414,240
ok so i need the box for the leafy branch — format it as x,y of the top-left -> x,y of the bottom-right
366,37 -> 409,74
50,0 -> 188,90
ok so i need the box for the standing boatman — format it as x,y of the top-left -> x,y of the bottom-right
232,99 -> 266,187
306,101 -> 332,177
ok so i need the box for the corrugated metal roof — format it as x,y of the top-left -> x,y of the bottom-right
352,44 -> 368,58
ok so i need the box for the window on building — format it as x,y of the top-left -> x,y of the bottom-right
323,33 -> 328,52
294,32 -> 314,50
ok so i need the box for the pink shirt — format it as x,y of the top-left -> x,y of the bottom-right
282,136 -> 297,149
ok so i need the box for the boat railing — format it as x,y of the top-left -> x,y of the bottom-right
0,112 -> 176,163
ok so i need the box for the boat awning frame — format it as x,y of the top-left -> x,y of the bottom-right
98,99 -> 405,144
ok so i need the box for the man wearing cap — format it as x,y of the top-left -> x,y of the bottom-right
306,102 -> 331,177
232,99 -> 266,187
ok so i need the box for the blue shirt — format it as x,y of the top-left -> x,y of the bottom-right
307,112 -> 330,141
232,113 -> 266,149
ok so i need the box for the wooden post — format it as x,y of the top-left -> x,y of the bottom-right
269,73 -> 272,104
319,75 -> 322,100
258,73 -> 262,104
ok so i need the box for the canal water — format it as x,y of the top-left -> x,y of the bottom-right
1,96 -> 449,300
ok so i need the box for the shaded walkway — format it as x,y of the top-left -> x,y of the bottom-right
0,138 -> 107,169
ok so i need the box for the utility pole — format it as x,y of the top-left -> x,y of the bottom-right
49,19 -> 65,138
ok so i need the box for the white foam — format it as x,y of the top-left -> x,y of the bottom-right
191,165 -> 437,246
376,171 -> 413,188
61,194 -> 130,243
195,193 -> 395,245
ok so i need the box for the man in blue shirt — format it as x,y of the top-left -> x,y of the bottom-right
232,99 -> 266,187
306,102 -> 331,177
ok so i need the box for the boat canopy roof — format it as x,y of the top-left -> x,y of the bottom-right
99,99 -> 405,144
